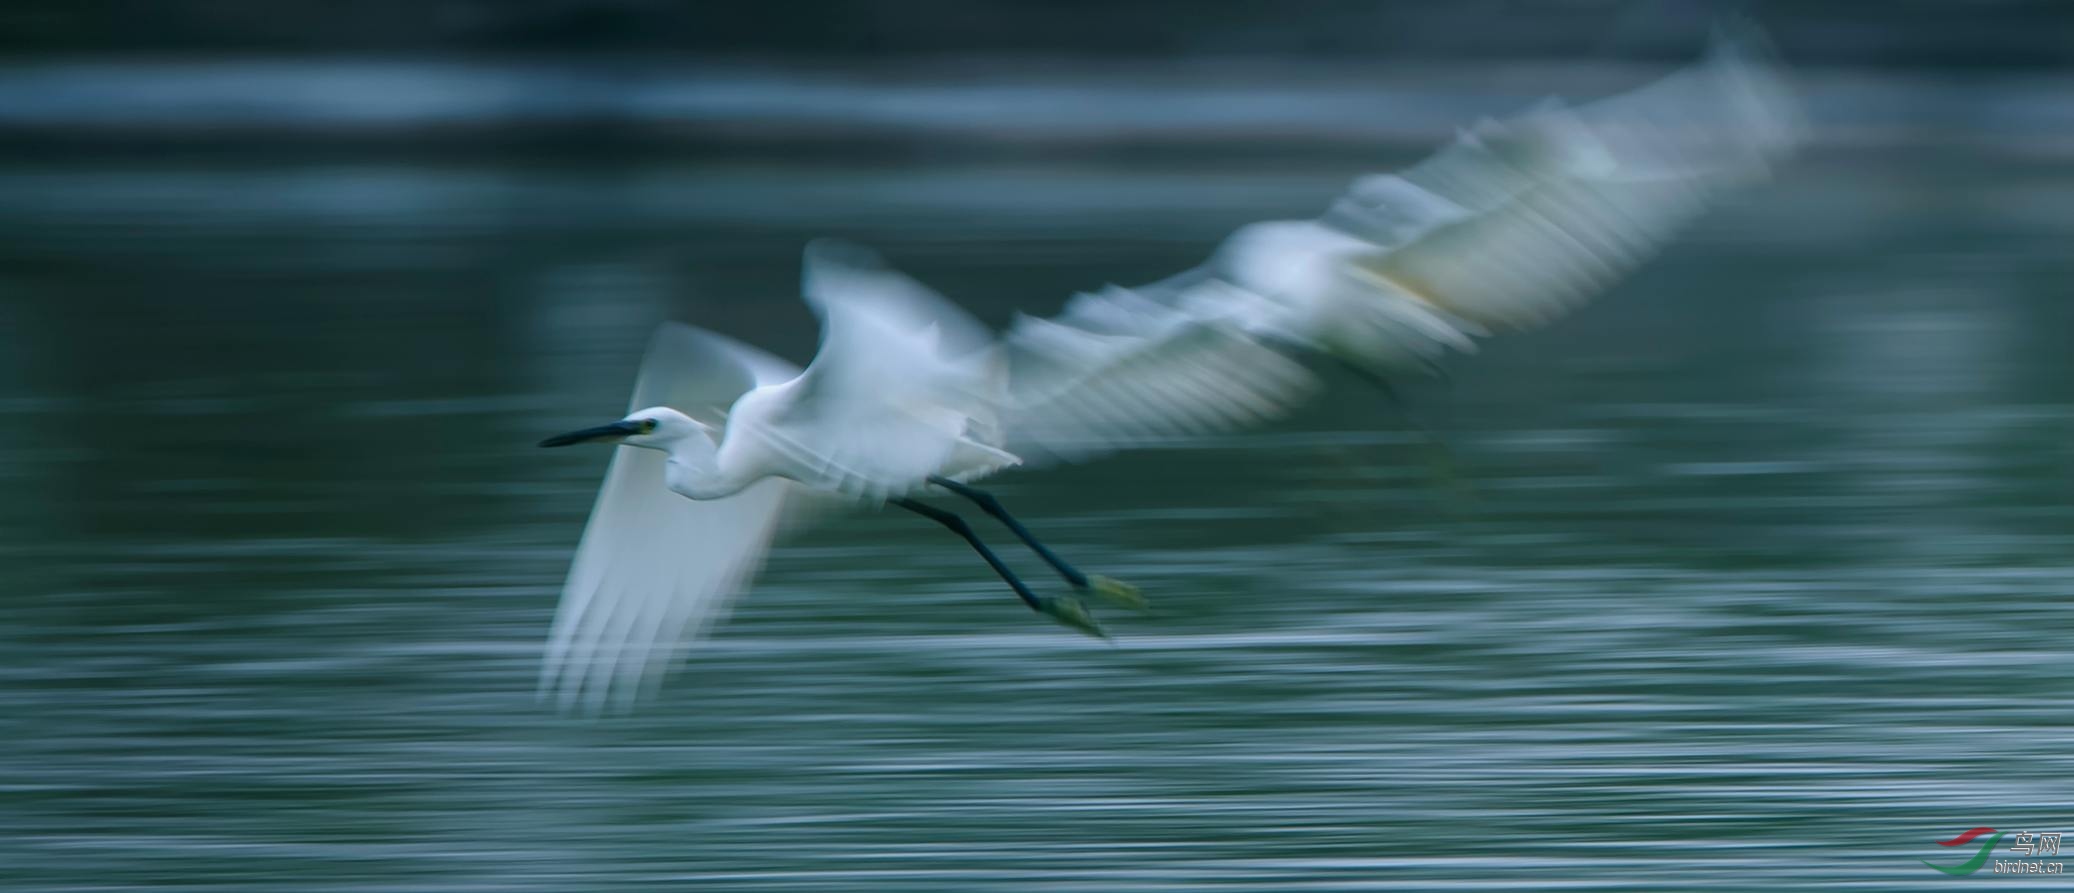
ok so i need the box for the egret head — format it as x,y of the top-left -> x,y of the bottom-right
539,407 -> 709,451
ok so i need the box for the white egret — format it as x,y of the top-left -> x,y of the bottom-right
538,25 -> 1802,710
1002,23 -> 1801,461
538,242 -> 1140,713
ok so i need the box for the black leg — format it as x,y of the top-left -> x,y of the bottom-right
1335,358 -> 1462,488
1336,357 -> 1413,416
891,497 -> 1043,612
926,476 -> 1089,588
893,497 -> 1109,638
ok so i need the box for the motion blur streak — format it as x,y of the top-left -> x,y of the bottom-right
3,4 -> 2073,892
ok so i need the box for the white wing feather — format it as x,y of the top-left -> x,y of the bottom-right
541,324 -> 802,714
1000,24 -> 1799,461
1339,24 -> 1800,337
1004,283 -> 1317,461
757,241 -> 1017,501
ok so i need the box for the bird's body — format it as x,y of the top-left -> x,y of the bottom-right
538,24 -> 1803,711
537,245 -> 1133,713
667,347 -> 1009,504
1002,23 -> 1799,459
560,242 -> 1019,502
1200,219 -> 1479,364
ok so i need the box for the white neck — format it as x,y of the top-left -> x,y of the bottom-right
658,435 -> 746,501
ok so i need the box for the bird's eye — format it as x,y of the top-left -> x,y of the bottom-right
641,419 -> 658,433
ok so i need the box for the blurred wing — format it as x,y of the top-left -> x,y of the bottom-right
541,323 -> 803,714
1000,28 -> 1796,463
541,463 -> 789,714
1002,282 -> 1317,462
761,241 -> 1016,500
633,321 -> 801,423
1330,23 -> 1801,335
799,239 -> 995,363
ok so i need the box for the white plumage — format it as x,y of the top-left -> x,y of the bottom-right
539,25 -> 1803,710
540,244 -> 1026,713
1002,23 -> 1800,461
539,325 -> 802,714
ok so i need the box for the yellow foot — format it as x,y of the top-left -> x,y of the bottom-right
1040,596 -> 1108,640
1086,575 -> 1148,612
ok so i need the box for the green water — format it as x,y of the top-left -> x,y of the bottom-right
1,150 -> 2071,891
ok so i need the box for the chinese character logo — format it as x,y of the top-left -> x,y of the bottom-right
2010,832 -> 2062,858
1924,827 -> 2005,876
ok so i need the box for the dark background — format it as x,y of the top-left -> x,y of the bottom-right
3,0 -> 2071,68
3,2 -> 2072,891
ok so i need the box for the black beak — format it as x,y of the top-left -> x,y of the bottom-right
539,420 -> 642,448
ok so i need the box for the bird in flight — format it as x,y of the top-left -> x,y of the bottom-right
1001,22 -> 1798,462
538,24 -> 1801,712
538,244 -> 1146,713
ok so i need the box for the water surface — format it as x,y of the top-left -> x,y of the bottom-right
1,144 -> 2071,890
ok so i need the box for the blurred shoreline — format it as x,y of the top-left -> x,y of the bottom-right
6,2 -> 2072,68
0,59 -> 2068,159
